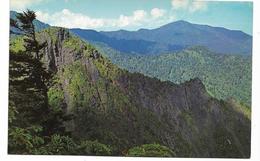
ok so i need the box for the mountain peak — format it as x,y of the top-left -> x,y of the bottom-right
154,20 -> 195,32
72,19 -> 252,55
173,20 -> 191,24
161,20 -> 192,27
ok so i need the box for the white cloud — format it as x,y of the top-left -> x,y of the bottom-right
189,1 -> 207,12
35,11 -> 50,22
36,9 -> 150,29
11,0 -> 43,10
118,10 -> 147,27
35,7 -> 178,30
171,0 -> 207,12
118,15 -> 130,27
171,0 -> 189,10
151,8 -> 166,18
37,9 -> 105,28
133,10 -> 147,21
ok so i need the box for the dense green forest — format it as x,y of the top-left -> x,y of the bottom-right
8,10 -> 176,156
9,10 -> 251,157
95,43 -> 252,106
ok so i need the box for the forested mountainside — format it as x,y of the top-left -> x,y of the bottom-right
10,26 -> 251,157
10,10 -> 252,106
94,43 -> 252,106
71,20 -> 252,55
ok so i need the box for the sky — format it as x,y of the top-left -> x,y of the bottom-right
10,0 -> 253,35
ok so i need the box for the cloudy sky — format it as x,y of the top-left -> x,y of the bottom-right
10,0 -> 253,34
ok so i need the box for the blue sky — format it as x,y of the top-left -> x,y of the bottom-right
10,0 -> 253,35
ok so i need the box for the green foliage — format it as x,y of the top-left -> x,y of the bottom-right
8,10 -> 70,155
9,52 -> 49,127
98,45 -> 252,106
92,55 -> 122,81
48,81 -> 65,112
229,99 -> 251,120
37,134 -> 77,155
77,140 -> 112,156
57,54 -> 167,155
10,36 -> 25,53
8,126 -> 45,154
37,27 -> 61,42
63,36 -> 83,52
52,34 -> 250,157
8,101 -> 18,124
10,13 -> 173,156
127,144 -> 175,157
61,61 -> 90,109
8,52 -> 47,154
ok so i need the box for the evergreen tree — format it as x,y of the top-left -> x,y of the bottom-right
8,10 -> 68,154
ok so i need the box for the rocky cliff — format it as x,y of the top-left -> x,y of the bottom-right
37,27 -> 250,157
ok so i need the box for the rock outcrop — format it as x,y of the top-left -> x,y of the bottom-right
38,27 -> 251,158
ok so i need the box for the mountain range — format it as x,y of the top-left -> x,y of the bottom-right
71,20 -> 252,55
10,10 -> 252,55
9,11 -> 252,157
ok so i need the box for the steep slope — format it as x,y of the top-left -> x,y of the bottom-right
11,27 -> 250,157
95,44 -> 252,106
72,20 -> 252,55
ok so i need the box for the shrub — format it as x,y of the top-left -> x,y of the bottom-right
77,140 -> 112,156
127,143 -> 175,157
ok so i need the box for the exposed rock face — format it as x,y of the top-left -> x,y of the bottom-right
39,28 -> 251,158
41,28 -> 71,72
117,73 -> 250,157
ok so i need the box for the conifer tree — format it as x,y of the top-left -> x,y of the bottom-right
9,10 -> 67,153
10,9 -> 50,128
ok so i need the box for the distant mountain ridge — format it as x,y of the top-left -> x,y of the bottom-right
10,10 -> 252,55
72,20 -> 252,55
